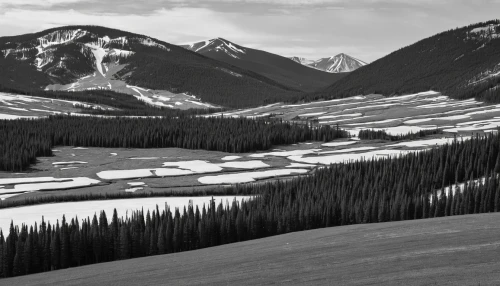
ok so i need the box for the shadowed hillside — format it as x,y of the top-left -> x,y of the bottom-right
303,20 -> 500,103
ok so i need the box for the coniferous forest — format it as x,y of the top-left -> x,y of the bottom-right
358,128 -> 442,141
0,116 -> 347,171
1,132 -> 500,278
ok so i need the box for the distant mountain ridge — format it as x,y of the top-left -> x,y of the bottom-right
181,38 -> 347,92
289,54 -> 367,73
303,20 -> 500,103
0,26 -> 301,108
183,38 -> 247,59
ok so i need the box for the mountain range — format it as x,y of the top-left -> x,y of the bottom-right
0,26 -> 301,108
1,20 -> 499,110
304,20 -> 500,103
180,38 -> 348,92
289,54 -> 367,73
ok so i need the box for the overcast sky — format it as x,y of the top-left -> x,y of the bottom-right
0,0 -> 499,62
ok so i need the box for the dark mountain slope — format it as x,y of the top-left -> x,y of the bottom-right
303,20 -> 500,102
181,38 -> 346,92
0,26 -> 300,108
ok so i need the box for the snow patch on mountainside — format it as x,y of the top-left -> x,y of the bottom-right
84,43 -> 106,76
468,63 -> 500,86
38,29 -> 88,49
217,67 -> 243,77
133,37 -> 170,51
468,23 -> 500,40
2,28 -> 163,77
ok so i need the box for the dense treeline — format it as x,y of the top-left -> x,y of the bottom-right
358,128 -> 442,141
1,132 -> 500,278
0,116 -> 348,171
303,20 -> 500,103
473,76 -> 500,103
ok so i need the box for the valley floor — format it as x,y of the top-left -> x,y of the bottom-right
4,213 -> 500,285
0,134 -> 456,204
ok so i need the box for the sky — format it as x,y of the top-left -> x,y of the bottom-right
0,0 -> 499,62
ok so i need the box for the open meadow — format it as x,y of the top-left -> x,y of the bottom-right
0,133 -> 467,204
3,213 -> 500,285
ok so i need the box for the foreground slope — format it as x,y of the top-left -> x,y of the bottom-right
305,20 -> 500,102
0,26 -> 299,108
181,38 -> 346,92
6,213 -> 500,285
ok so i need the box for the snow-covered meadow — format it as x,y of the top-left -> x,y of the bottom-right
0,90 -> 494,219
0,92 -> 111,119
0,196 -> 252,232
205,91 -> 500,134
45,71 -> 216,110
0,131 -> 469,201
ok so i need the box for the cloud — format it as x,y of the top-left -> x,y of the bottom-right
0,7 -> 244,44
0,0 -> 92,7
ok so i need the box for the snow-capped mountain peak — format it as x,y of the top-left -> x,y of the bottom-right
289,53 -> 367,73
182,38 -> 246,59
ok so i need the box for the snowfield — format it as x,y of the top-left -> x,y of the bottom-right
286,163 -> 317,168
0,196 -> 252,232
127,182 -> 146,186
0,177 -> 70,185
125,187 -> 143,193
318,146 -> 377,154
162,160 -> 223,173
321,141 -> 357,147
163,160 -> 269,172
288,149 -> 425,165
221,156 -> 242,161
218,161 -> 269,169
250,149 -> 321,158
198,169 -> 308,184
0,92 -> 110,118
207,91 -> 500,137
52,161 -> 88,165
387,137 -> 470,147
0,177 -> 100,193
97,168 -> 193,180
97,159 -> 271,180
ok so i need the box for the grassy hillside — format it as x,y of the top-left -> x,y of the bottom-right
303,20 -> 500,103
5,213 -> 500,285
